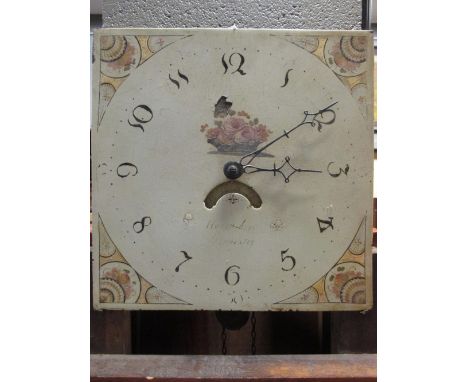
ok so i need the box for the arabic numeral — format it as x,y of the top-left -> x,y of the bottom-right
221,52 -> 246,75
117,162 -> 138,178
280,248 -> 296,271
224,265 -> 240,286
317,217 -> 334,233
133,216 -> 151,234
175,251 -> 192,272
128,104 -> 153,132
327,162 -> 349,177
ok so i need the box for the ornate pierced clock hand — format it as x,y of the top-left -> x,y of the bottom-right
243,156 -> 322,183
239,101 -> 337,168
223,102 -> 338,182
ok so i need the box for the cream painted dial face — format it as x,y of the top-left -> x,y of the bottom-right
92,29 -> 374,311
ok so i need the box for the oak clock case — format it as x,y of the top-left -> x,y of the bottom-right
92,29 -> 374,312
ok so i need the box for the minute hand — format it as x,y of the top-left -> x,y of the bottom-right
239,101 -> 338,167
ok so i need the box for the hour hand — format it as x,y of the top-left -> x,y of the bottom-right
243,156 -> 322,183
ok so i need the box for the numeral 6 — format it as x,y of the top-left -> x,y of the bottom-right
224,265 -> 240,286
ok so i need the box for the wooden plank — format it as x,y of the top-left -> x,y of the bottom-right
91,354 -> 376,381
90,310 -> 132,354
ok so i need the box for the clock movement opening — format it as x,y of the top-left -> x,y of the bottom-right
204,181 -> 262,209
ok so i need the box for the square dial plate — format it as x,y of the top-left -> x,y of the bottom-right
92,28 -> 374,311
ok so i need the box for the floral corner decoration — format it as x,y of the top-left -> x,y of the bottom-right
201,97 -> 272,155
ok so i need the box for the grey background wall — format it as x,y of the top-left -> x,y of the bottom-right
102,0 -> 362,29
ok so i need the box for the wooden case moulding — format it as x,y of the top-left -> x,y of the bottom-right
91,354 -> 377,381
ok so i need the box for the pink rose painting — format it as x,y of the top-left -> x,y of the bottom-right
201,97 -> 272,155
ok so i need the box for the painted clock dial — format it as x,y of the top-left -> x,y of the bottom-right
92,29 -> 374,311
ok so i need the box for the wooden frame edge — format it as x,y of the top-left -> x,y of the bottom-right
91,354 -> 376,381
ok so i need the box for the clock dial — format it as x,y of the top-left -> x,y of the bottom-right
92,29 -> 374,311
